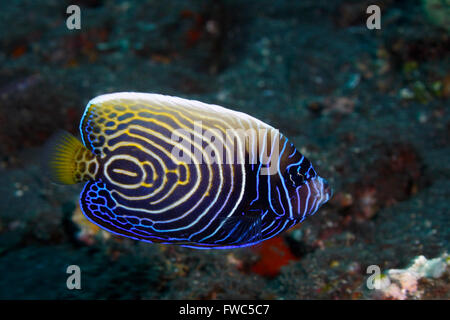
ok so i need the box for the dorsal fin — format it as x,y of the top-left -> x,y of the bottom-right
79,92 -> 273,157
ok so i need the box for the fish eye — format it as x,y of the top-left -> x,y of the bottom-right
287,166 -> 305,187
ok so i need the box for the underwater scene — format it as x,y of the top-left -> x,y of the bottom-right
0,0 -> 449,301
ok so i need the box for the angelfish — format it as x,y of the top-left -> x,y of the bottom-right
45,92 -> 332,249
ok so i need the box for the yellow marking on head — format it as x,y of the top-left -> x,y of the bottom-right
141,182 -> 154,188
176,162 -> 190,185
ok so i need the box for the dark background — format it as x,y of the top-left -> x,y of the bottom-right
0,0 -> 448,299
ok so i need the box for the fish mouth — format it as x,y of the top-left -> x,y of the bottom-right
313,176 -> 332,209
320,177 -> 333,202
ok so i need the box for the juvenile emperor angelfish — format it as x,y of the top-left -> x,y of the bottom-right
46,92 -> 332,249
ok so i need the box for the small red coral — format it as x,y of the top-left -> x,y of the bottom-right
251,237 -> 298,278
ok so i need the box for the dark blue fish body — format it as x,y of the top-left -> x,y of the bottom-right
46,93 -> 332,249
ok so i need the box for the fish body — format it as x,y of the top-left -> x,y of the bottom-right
46,92 -> 331,249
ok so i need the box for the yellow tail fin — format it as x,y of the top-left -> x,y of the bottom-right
44,131 -> 96,184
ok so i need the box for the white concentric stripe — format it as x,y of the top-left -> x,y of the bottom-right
112,168 -> 138,177
99,103 -> 237,196
104,124 -> 200,201
188,136 -> 238,241
105,124 -> 231,234
106,122 -> 235,232
125,126 -> 205,206
145,106 -> 254,240
121,123 -> 233,228
104,154 -> 148,189
106,140 -> 176,199
195,128 -> 247,241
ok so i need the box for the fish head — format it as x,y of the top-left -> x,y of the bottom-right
299,176 -> 332,218
284,155 -> 332,220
